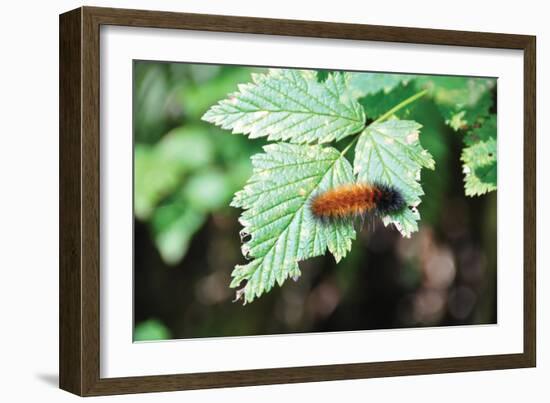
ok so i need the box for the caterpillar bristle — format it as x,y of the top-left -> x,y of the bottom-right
310,183 -> 406,222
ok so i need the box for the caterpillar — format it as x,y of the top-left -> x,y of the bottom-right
310,183 -> 406,220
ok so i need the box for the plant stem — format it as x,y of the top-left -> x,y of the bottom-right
375,88 -> 428,123
340,88 -> 428,156
340,132 -> 361,156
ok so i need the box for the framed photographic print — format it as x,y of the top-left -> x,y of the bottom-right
59,6 -> 536,396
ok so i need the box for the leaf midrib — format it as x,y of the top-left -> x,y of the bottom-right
215,105 -> 364,123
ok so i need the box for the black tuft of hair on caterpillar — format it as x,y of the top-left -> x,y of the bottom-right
373,182 -> 406,215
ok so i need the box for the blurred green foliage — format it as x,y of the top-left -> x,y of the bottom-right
134,319 -> 171,341
134,62 -> 265,265
415,75 -> 495,130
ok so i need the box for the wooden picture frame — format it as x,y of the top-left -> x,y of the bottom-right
59,6 -> 536,396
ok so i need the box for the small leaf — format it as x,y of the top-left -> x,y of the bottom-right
353,119 -> 435,237
156,126 -> 214,171
461,137 -> 497,196
348,73 -> 410,99
134,319 -> 171,341
134,145 -> 184,220
152,200 -> 206,265
231,143 -> 356,303
202,69 -> 365,144
464,114 -> 496,146
183,169 -> 232,212
461,114 -> 497,197
177,67 -> 260,119
316,70 -> 335,82
133,126 -> 215,220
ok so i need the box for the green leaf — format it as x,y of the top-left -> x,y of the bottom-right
461,114 -> 497,197
202,69 -> 365,144
231,143 -> 356,303
177,67 -> 261,119
134,319 -> 171,341
183,169 -> 233,212
134,63 -> 173,143
152,199 -> 206,265
316,70 -> 335,82
348,73 -> 410,99
134,126 -> 215,220
353,119 -> 435,237
461,137 -> 497,196
405,98 -> 451,225
155,126 -> 215,171
418,74 -> 498,197
416,76 -> 495,131
134,145 -> 184,220
464,114 -> 497,146
358,82 -> 418,120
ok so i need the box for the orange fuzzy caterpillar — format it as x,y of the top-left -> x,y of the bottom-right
310,183 -> 406,220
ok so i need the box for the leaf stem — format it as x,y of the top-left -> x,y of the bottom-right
375,88 -> 428,124
340,131 -> 361,156
340,88 -> 428,156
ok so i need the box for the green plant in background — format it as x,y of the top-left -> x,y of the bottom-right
417,76 -> 497,196
203,69 -> 496,303
134,63 -> 264,265
134,319 -> 171,341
